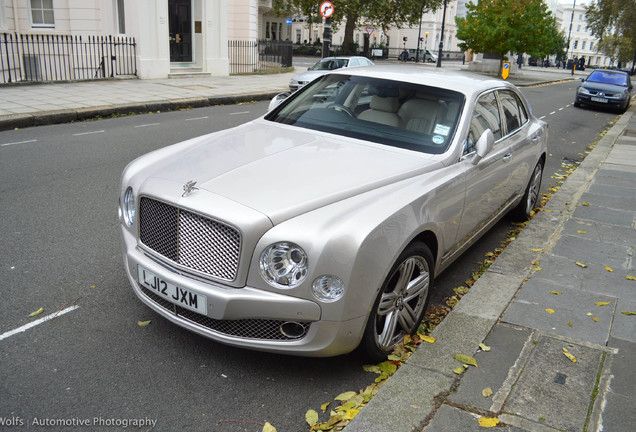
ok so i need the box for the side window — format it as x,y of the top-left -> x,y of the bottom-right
498,90 -> 522,134
348,58 -> 360,67
516,93 -> 528,125
465,92 -> 502,155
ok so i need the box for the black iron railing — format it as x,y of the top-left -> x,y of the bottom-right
0,33 -> 137,84
228,40 -> 292,74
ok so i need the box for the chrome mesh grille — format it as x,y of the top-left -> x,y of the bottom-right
139,197 -> 241,281
140,286 -> 310,341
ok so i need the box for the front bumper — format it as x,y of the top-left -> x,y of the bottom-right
575,93 -> 628,110
121,228 -> 365,356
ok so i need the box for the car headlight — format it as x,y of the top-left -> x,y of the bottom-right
577,87 -> 591,95
122,187 -> 136,226
290,79 -> 298,85
312,275 -> 345,302
259,242 -> 308,288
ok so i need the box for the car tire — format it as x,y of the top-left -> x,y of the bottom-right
573,101 -> 581,107
511,161 -> 543,221
357,242 -> 433,362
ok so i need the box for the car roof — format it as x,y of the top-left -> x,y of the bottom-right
329,65 -> 514,95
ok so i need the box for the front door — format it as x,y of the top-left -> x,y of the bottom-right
169,0 -> 192,62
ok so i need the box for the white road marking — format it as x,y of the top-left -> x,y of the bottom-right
186,116 -> 209,121
229,111 -> 250,115
539,116 -> 546,120
134,123 -> 161,128
73,130 -> 104,136
0,305 -> 79,341
0,139 -> 38,147
550,111 -> 556,115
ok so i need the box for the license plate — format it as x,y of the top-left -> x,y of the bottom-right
137,265 -> 207,315
591,97 -> 608,103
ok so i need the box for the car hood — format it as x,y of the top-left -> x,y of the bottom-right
142,120 -> 440,225
581,81 -> 628,94
292,70 -> 329,83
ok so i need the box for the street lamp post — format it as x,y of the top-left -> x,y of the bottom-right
416,5 -> 424,63
436,0 -> 447,67
564,0 -> 576,67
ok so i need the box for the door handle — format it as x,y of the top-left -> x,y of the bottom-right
532,135 -> 541,142
176,34 -> 181,43
502,153 -> 512,162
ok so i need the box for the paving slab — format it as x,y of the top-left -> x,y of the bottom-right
548,235 -> 631,269
611,298 -> 636,341
505,335 -> 603,432
449,324 -> 532,412
502,278 -> 615,345
422,404 -> 524,432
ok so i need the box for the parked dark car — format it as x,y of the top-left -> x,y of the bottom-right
574,69 -> 633,113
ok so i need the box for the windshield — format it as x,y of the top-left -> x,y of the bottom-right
310,59 -> 349,71
586,71 -> 629,86
266,74 -> 464,154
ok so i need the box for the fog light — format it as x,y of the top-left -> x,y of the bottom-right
312,275 -> 345,302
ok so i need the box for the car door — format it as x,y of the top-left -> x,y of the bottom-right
455,90 -> 514,246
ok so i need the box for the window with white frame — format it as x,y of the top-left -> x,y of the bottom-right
31,0 -> 55,27
116,0 -> 125,34
582,41 -> 586,50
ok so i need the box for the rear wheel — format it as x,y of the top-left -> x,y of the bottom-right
358,243 -> 433,362
511,161 -> 543,221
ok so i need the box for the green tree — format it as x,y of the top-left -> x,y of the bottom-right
585,0 -> 636,69
272,0 -> 443,54
455,0 -> 565,68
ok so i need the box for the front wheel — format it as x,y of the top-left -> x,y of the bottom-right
357,243 -> 433,362
510,161 -> 543,221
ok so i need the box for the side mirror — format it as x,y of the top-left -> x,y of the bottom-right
580,78 -> 585,82
268,92 -> 290,112
472,129 -> 494,165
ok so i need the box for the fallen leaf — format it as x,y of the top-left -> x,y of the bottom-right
305,410 -> 319,426
262,422 -> 277,432
577,230 -> 588,234
479,343 -> 491,352
344,409 -> 360,420
535,266 -> 542,271
549,290 -> 562,295
582,202 -> 590,206
453,365 -> 467,375
562,347 -> 577,363
482,387 -> 493,397
334,391 -> 357,401
592,316 -> 600,322
567,322 -> 574,327
545,308 -> 555,315
421,335 -> 437,344
454,354 -> 478,367
320,402 -> 330,413
478,417 -> 500,428
626,275 -> 636,281
531,248 -> 543,252
605,267 -> 613,272
621,311 -> 636,315
28,307 -> 44,317
575,262 -> 588,268
595,302 -> 611,307
137,320 -> 151,326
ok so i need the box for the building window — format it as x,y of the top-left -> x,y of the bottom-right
576,24 -> 581,32
272,22 -> 277,40
31,0 -> 55,27
573,40 -> 578,49
581,41 -> 586,50
116,0 -> 125,34
590,42 -> 594,50
296,29 -> 301,44
266,22 -> 270,39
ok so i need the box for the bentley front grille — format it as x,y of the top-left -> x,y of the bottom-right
139,197 -> 241,281
140,286 -> 310,341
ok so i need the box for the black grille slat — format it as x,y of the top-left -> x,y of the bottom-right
140,286 -> 309,341
138,197 -> 241,281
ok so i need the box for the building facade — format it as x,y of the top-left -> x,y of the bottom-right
0,0 -> 284,79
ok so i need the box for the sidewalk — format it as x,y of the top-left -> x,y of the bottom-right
2,63 -> 631,432
346,106 -> 636,432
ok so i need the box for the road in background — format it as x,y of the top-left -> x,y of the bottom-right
0,80 -> 620,431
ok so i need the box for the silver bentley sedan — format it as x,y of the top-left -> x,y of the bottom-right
119,66 -> 547,361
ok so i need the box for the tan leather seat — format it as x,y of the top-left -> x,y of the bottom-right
358,95 -> 401,127
398,98 -> 441,134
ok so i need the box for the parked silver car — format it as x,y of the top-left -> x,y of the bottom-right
119,66 -> 547,360
289,56 -> 374,92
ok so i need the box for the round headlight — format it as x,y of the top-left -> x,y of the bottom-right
122,187 -> 136,226
312,275 -> 345,302
260,242 -> 308,288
